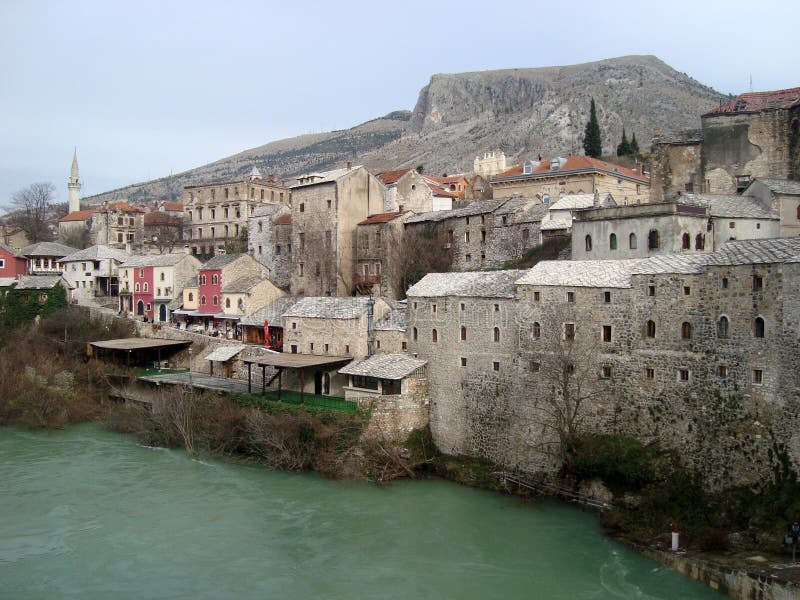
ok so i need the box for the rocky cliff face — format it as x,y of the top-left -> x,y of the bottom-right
86,55 -> 724,205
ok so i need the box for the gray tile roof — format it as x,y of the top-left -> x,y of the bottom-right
0,242 -> 23,258
291,166 -> 362,189
548,193 -> 614,211
282,296 -> 377,319
404,198 -> 508,224
680,194 -> 778,219
239,296 -> 301,326
631,254 -> 709,275
705,237 -> 800,266
21,242 -> 77,258
339,353 -> 426,380
222,274 -> 264,293
250,204 -> 288,218
13,275 -> 70,290
753,179 -> 800,195
517,260 -> 642,288
61,245 -> 132,263
540,216 -> 572,231
121,253 -> 190,267
184,276 -> 198,288
374,306 -> 408,331
201,253 -> 246,270
407,270 -> 526,298
652,128 -> 704,145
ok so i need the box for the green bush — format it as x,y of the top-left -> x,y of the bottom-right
569,434 -> 659,491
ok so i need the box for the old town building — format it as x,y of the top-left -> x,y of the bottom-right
354,211 -> 407,298
378,169 -> 452,213
744,178 -> 800,237
119,252 -> 201,322
60,245 -> 131,297
21,242 -> 77,275
0,242 -> 27,279
247,203 -> 291,289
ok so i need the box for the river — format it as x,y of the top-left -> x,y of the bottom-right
0,424 -> 723,599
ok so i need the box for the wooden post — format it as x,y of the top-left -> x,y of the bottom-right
278,368 -> 282,400
210,361 -> 213,377
300,368 -> 305,405
261,365 -> 266,396
247,362 -> 252,394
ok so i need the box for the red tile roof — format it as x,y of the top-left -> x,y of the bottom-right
160,201 -> 184,211
704,87 -> 800,116
426,183 -> 460,198
358,211 -> 403,225
99,201 -> 145,213
493,156 -> 647,182
144,212 -> 182,225
274,214 -> 292,225
425,175 -> 466,184
377,169 -> 412,185
59,209 -> 96,222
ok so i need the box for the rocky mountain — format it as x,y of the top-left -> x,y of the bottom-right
86,55 -> 725,205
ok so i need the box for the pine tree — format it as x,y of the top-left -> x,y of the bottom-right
616,128 -> 630,157
583,98 -> 602,158
630,132 -> 640,156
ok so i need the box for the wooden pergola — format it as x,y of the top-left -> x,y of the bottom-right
242,353 -> 352,404
88,338 -> 192,368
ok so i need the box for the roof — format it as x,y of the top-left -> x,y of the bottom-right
679,194 -> 778,219
274,214 -> 292,225
292,166 -> 362,189
283,296 -> 378,319
251,204 -> 288,218
204,346 -> 244,362
378,169 -> 412,185
59,209 -> 96,223
407,270 -> 526,298
159,201 -> 184,211
549,193 -> 614,212
121,253 -> 191,268
539,216 -> 573,231
144,212 -> 182,226
704,87 -> 800,116
184,276 -> 198,288
200,253 -> 247,270
651,128 -> 704,146
239,296 -> 302,326
0,242 -> 24,258
358,211 -> 404,225
404,198 -> 508,224
705,237 -> 800,266
13,275 -> 71,290
492,156 -> 648,184
374,305 -> 407,331
98,201 -> 145,214
516,260 -> 642,288
21,242 -> 78,257
425,175 -> 466,185
751,179 -> 800,196
62,245 -> 131,263
89,338 -> 191,351
631,254 -> 710,275
339,353 -> 426,380
242,353 -> 353,369
222,274 -> 264,293
427,184 -> 460,198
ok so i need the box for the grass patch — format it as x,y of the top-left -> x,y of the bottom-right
231,390 -> 359,414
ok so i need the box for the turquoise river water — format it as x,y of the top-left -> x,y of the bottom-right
0,424 -> 723,599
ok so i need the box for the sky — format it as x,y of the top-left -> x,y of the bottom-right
0,0 -> 797,207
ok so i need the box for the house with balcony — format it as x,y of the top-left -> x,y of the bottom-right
61,245 -> 131,299
21,242 -> 77,276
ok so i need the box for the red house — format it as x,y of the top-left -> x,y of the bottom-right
130,265 -> 155,320
0,242 -> 27,279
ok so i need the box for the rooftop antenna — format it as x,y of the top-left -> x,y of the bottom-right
749,74 -> 753,93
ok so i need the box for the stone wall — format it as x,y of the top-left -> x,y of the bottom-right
354,381 -> 430,443
649,141 -> 704,201
247,205 -> 290,289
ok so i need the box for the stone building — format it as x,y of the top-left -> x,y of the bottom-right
0,242 -> 27,279
93,202 -> 146,250
473,151 -> 507,179
377,169 -> 451,213
21,242 -> 77,275
539,192 -> 616,236
143,211 -> 184,252
374,300 -> 408,354
491,156 -> 650,205
422,174 -> 469,201
196,253 -> 268,316
247,203 -> 291,289
571,197 -> 779,260
182,168 -> 290,257
404,197 -> 544,271
354,211 -> 406,298
119,252 -> 201,322
60,245 -> 131,298
289,165 -> 385,297
744,178 -> 800,237
407,238 -> 800,487
650,87 -> 800,200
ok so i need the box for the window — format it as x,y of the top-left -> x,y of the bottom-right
680,233 -> 690,250
299,263 -> 304,276
299,203 -> 304,212
717,365 -> 728,379
432,329 -> 438,342
143,283 -> 149,292
325,230 -> 331,247
432,304 -> 437,314
752,369 -> 763,385
238,299 -> 244,311
646,320 -> 656,338
258,246 -> 262,255
532,322 -> 541,339
718,316 -> 729,338
213,296 -> 218,306
309,342 -> 314,352
460,326 -> 467,341
481,230 -> 486,243
291,345 -> 297,354
460,302 -> 465,311
678,369 -> 690,382
200,275 -> 206,285
276,245 -> 281,255
797,204 -> 800,220
647,284 -> 655,297
602,325 -> 612,342
135,283 -> 140,292
603,291 -> 611,303
722,277 -> 729,289
695,234 -> 705,250
566,291 -> 575,303
118,233 -> 124,243
648,230 -> 660,250
753,275 -> 763,291
729,221 -> 736,229
629,233 -> 637,249
600,366 -> 612,379
327,199 -> 331,209
413,302 -> 417,310
683,286 -> 690,296
681,322 -> 692,339
299,233 -> 305,249
461,357 -> 467,367
212,274 -> 218,285
201,295 -> 206,305
530,361 -> 540,373
645,367 -> 655,380
533,291 -> 540,302
493,327 -> 500,343
585,235 -> 592,251
494,304 -> 499,312
522,228 -> 529,242
188,292 -> 194,302
754,317 -> 765,338
493,361 -> 500,371
402,341 -> 407,351
564,323 -> 575,340
225,298 -> 231,308
609,233 -> 617,250
413,327 -> 418,341
315,263 -> 320,276
465,231 -> 470,243
465,254 -> 472,262
160,272 -> 165,281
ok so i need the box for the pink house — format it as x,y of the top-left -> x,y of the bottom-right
0,242 -> 27,279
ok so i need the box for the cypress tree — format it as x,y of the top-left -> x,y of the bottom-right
617,128 -> 630,157
630,132 -> 640,155
583,98 -> 602,158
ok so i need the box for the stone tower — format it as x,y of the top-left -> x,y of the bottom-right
68,148 -> 81,213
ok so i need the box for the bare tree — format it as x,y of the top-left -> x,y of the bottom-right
60,225 -> 91,250
396,223 -> 453,296
8,182 -> 56,243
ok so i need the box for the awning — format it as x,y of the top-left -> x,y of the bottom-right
172,309 -> 195,315
89,338 -> 191,351
243,353 -> 353,369
204,346 -> 244,362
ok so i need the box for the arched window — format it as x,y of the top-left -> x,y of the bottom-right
493,327 -> 500,343
648,230 -> 660,250
135,283 -> 140,292
143,283 -> 149,292
681,233 -> 690,250
460,326 -> 467,341
201,295 -> 206,305
413,327 -> 418,341
754,317 -> 765,338
646,320 -> 656,338
188,292 -> 194,302
695,234 -> 705,250
432,329 -> 438,343
681,322 -> 692,339
629,233 -> 637,249
796,203 -> 800,220
238,298 -> 244,310
532,322 -> 541,339
585,235 -> 592,251
718,316 -> 729,338
213,296 -> 218,306
609,233 -> 617,250
225,298 -> 231,308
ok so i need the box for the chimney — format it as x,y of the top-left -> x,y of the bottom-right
268,174 -> 275,183
346,161 -> 352,170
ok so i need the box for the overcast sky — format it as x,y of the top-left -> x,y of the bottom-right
0,0 -> 796,206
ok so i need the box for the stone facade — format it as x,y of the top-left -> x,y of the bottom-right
354,212 -> 406,298
648,130 -> 705,201
378,169 -> 450,213
92,202 -> 146,250
473,151 -> 507,179
744,178 -> 800,238
247,204 -> 291,289
289,166 -> 386,297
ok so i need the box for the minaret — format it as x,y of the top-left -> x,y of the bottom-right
68,148 -> 81,213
